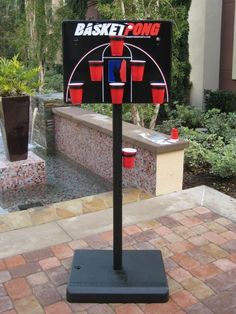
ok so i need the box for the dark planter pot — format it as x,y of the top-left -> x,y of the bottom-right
0,95 -> 30,162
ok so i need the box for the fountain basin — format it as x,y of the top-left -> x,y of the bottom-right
0,151 -> 46,192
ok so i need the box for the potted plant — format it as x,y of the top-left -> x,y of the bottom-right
0,56 -> 40,161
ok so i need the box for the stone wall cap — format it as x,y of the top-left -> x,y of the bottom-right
34,93 -> 64,102
53,107 -> 189,154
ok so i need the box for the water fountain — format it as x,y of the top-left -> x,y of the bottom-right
0,102 -> 46,194
0,94 -> 112,212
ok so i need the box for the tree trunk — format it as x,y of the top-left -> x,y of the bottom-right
25,0 -> 37,62
52,0 -> 61,15
86,0 -> 99,20
149,104 -> 160,129
131,104 -> 141,126
25,0 -> 48,86
120,0 -> 126,18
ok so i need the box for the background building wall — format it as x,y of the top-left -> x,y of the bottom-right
220,0 -> 236,90
188,0 -> 222,108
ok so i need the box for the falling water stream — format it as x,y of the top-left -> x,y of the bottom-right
29,106 -> 38,150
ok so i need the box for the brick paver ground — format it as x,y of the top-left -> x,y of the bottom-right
0,206 -> 236,313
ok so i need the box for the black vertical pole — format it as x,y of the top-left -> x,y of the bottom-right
113,104 -> 123,270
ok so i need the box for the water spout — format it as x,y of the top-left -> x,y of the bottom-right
28,107 -> 38,150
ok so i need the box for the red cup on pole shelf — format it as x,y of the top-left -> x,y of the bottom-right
69,82 -> 84,105
110,36 -> 124,56
170,128 -> 179,142
89,60 -> 103,81
130,60 -> 146,81
150,82 -> 166,105
122,148 -> 137,169
109,83 -> 125,105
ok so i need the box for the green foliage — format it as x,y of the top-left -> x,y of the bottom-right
98,0 -> 159,19
181,126 -> 236,178
156,104 -> 203,134
180,127 -> 221,173
34,0 -> 47,66
203,109 -> 236,144
0,56 -> 40,96
83,103 -> 163,127
184,138 -> 209,173
66,0 -> 87,19
166,104 -> 203,128
0,1 -> 29,62
158,0 -> 191,104
156,104 -> 236,179
43,67 -> 63,93
204,89 -> 236,112
47,1 -> 87,65
207,141 -> 236,179
156,118 -> 182,134
184,136 -> 236,179
0,0 -> 88,86
83,104 -> 113,117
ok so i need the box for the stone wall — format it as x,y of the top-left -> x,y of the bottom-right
30,95 -> 188,196
0,152 -> 46,192
53,107 -> 188,196
55,115 -> 157,194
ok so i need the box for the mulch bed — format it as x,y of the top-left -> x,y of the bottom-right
183,169 -> 236,199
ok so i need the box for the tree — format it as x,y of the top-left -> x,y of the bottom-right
24,0 -> 46,87
158,0 -> 191,103
0,0 -> 89,87
0,0 -> 25,58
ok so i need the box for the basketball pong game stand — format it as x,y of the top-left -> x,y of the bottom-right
64,21 -> 171,303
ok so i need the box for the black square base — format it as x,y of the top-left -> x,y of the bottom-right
67,250 -> 169,303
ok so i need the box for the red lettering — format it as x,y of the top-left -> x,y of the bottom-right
140,23 -> 152,36
133,23 -> 143,36
124,22 -> 161,36
124,23 -> 134,36
150,23 -> 160,36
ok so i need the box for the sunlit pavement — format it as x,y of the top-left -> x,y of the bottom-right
0,186 -> 236,313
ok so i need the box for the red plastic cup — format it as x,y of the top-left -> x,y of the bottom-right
170,128 -> 179,141
122,148 -> 137,169
69,82 -> 84,105
150,82 -> 166,105
131,60 -> 146,81
89,60 -> 103,81
110,36 -> 124,56
109,83 -> 125,105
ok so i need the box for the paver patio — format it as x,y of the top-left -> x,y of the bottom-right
0,186 -> 236,313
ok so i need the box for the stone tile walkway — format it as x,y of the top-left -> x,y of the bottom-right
0,188 -> 151,233
0,204 -> 236,313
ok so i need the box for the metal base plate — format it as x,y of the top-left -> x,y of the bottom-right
67,250 -> 169,303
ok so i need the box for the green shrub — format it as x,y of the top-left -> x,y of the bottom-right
180,127 -> 236,177
204,89 -> 236,112
207,142 -> 236,178
203,109 -> 236,143
43,68 -> 63,93
83,104 -> 112,117
155,118 -> 182,134
184,140 -> 210,173
168,104 -> 204,128
156,105 -> 236,179
156,104 -> 204,134
180,127 -> 225,149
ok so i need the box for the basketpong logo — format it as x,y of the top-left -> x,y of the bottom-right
74,22 -> 161,37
